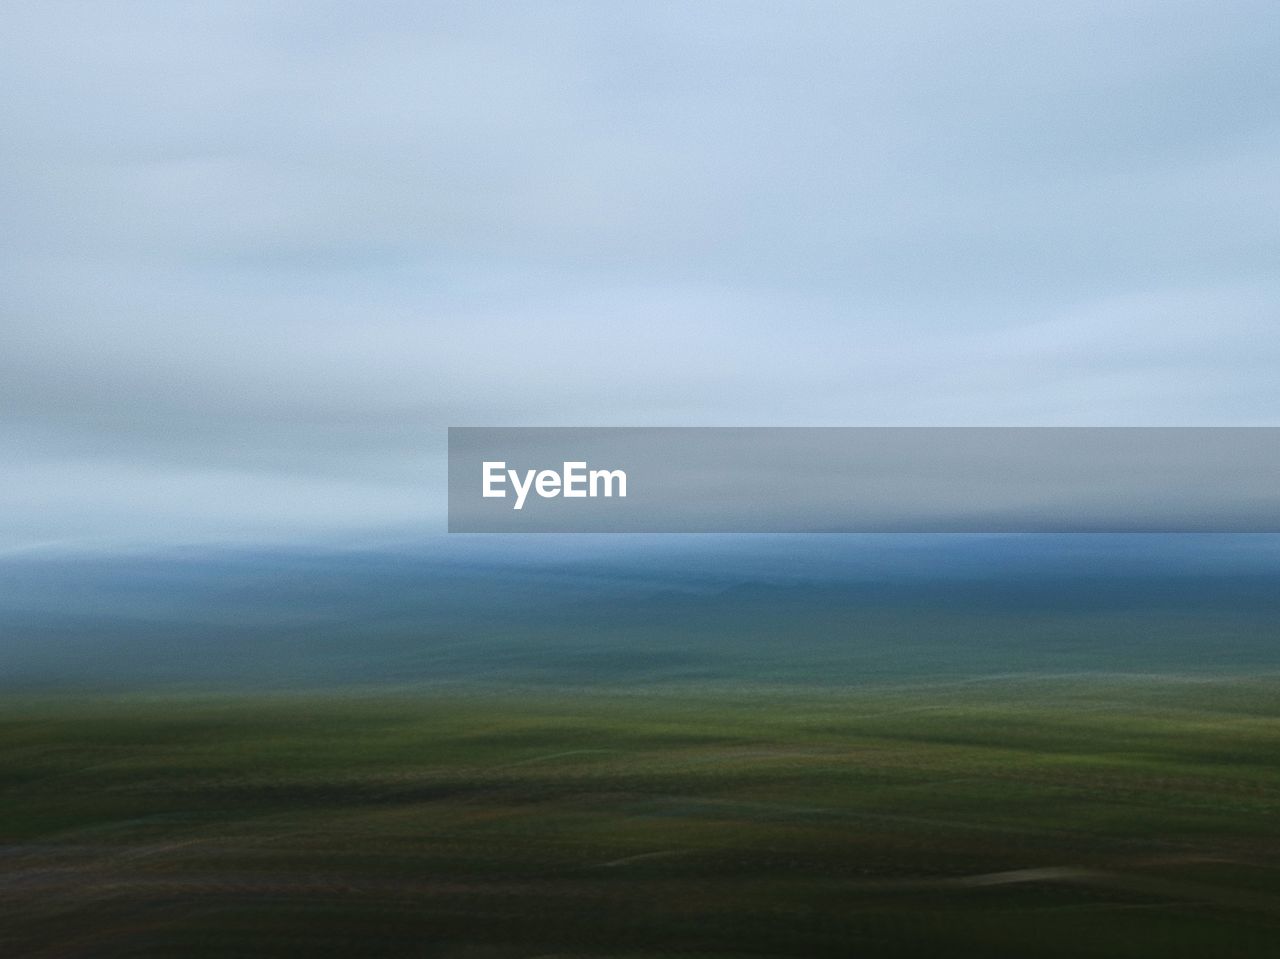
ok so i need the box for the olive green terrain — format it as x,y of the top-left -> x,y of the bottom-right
2,678 -> 1280,957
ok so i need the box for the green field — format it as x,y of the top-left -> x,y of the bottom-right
3,677 -> 1280,957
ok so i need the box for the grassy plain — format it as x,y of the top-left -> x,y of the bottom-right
2,677 -> 1280,957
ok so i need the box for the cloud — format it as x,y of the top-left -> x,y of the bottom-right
2,1 -> 1278,546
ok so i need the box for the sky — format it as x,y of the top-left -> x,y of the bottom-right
2,2 -> 1278,549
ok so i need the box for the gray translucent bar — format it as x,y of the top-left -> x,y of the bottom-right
447,427 -> 1280,533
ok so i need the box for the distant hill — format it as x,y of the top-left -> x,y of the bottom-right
2,535 -> 1278,689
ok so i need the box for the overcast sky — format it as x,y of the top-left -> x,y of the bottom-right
2,2 -> 1278,549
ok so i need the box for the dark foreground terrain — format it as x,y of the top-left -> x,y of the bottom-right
2,677 -> 1279,957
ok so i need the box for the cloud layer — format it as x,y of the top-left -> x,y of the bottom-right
3,2 -> 1278,546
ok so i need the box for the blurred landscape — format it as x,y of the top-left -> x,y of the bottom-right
2,536 -> 1279,956
5,0 -> 1278,953
3,679 -> 1279,957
